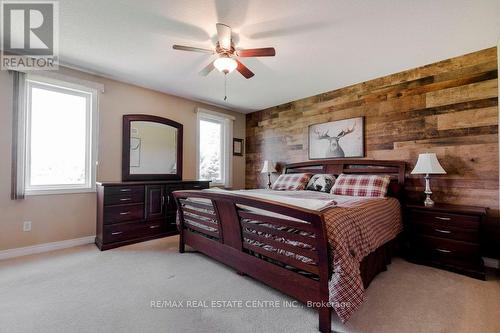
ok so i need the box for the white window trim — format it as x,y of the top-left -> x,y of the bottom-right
23,75 -> 99,196
16,70 -> 105,93
196,108 -> 233,188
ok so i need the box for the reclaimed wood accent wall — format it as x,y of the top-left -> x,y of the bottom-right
246,47 -> 499,216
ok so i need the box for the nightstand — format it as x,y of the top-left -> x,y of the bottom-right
405,203 -> 486,280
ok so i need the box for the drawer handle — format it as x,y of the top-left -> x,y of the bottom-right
120,189 -> 132,192
435,216 -> 451,221
149,225 -> 160,229
120,211 -> 131,215
120,198 -> 132,201
111,231 -> 123,235
192,186 -> 201,189
436,248 -> 451,254
434,228 -> 451,234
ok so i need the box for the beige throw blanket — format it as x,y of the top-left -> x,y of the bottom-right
204,188 -> 338,211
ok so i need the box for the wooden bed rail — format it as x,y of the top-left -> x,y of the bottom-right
173,190 -> 333,333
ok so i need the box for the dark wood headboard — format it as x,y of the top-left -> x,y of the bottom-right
284,159 -> 406,186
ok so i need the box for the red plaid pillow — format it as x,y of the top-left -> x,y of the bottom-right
331,174 -> 391,198
271,173 -> 312,191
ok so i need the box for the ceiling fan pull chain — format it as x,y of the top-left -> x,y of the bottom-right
224,74 -> 228,101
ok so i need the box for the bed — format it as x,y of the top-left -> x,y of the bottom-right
173,159 -> 406,333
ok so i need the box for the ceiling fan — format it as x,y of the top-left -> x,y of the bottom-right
172,23 -> 276,79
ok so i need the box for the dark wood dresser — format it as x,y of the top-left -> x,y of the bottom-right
405,203 -> 486,280
96,180 -> 209,250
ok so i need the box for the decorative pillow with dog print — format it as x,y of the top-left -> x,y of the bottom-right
305,174 -> 336,193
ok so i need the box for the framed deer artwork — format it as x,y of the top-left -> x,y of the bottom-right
308,117 -> 364,159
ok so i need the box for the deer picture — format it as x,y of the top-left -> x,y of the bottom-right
313,123 -> 356,158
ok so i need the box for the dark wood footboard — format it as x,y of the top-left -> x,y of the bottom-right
173,159 -> 406,333
173,190 -> 333,333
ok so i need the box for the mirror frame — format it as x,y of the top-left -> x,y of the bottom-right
122,114 -> 183,181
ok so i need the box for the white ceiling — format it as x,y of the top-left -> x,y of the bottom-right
59,0 -> 500,113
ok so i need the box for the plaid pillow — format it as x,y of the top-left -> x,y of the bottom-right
331,174 -> 391,198
271,173 -> 312,191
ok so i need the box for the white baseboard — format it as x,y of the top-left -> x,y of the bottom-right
0,236 -> 95,261
483,257 -> 500,269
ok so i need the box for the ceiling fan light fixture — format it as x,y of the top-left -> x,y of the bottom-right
214,56 -> 237,74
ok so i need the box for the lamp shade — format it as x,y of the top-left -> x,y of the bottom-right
261,160 -> 277,173
411,153 -> 446,175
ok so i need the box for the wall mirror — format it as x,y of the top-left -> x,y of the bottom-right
122,115 -> 183,181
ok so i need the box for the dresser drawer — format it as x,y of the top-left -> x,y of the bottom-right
410,210 -> 479,229
104,186 -> 145,206
103,221 -> 167,243
105,185 -> 144,196
412,235 -> 480,260
104,204 -> 144,224
412,223 -> 479,243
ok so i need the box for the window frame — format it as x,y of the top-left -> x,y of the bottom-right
196,109 -> 233,187
24,76 -> 99,195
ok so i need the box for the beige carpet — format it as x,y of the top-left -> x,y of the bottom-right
1,236 -> 499,333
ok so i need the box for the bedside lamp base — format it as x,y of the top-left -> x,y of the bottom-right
423,174 -> 435,207
261,160 -> 277,190
424,194 -> 435,207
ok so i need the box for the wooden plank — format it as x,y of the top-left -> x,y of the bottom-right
393,134 -> 498,149
184,215 -> 218,230
433,60 -> 498,83
183,207 -> 216,219
243,242 -> 320,275
406,177 -> 499,189
184,223 -> 219,239
243,231 -> 319,262
426,79 -> 498,108
437,106 -> 498,130
213,199 -> 243,250
179,199 -> 214,211
241,220 -> 317,247
239,211 -> 316,232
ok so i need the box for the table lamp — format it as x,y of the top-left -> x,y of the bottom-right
411,153 -> 446,207
261,160 -> 277,189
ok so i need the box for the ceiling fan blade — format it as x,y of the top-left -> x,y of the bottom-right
237,47 -> 276,57
172,45 -> 214,54
199,61 -> 215,76
235,60 -> 254,79
216,23 -> 232,50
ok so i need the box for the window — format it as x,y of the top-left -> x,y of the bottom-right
23,76 -> 98,195
196,110 -> 233,187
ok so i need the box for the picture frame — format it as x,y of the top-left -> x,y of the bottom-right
308,117 -> 364,159
233,138 -> 244,156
